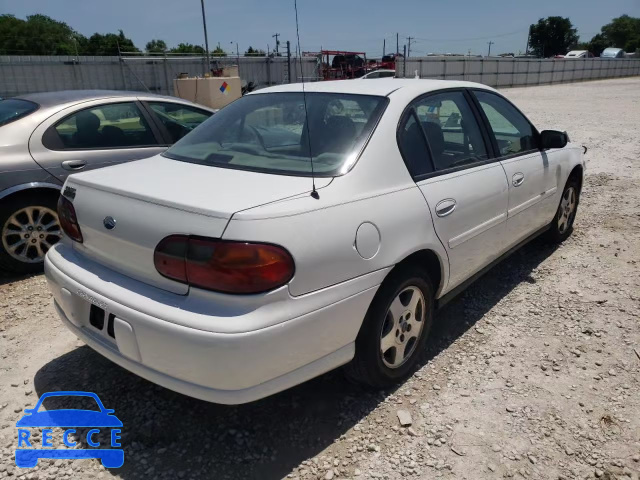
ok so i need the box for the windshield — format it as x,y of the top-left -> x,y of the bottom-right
0,99 -> 38,127
163,92 -> 388,176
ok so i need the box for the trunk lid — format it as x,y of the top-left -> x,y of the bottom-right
66,155 -> 329,294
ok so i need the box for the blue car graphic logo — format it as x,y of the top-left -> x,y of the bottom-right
15,391 -> 123,468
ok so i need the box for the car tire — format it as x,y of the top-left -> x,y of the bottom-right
345,266 -> 435,388
0,192 -> 62,274
545,177 -> 580,244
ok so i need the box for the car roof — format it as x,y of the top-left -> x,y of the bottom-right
566,50 -> 586,55
15,90 -> 214,111
251,78 -> 495,97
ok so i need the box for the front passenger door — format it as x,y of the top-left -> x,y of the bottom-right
399,90 -> 509,292
472,91 -> 558,247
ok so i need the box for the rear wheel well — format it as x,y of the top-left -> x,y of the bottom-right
391,249 -> 443,295
0,187 -> 60,208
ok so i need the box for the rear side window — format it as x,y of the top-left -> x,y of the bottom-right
473,91 -> 539,157
52,102 -> 157,150
0,99 -> 38,127
147,102 -> 212,143
398,112 -> 433,176
413,91 -> 489,170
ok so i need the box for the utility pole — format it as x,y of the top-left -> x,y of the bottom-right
231,42 -> 239,61
407,36 -> 414,58
396,33 -> 399,55
272,33 -> 280,55
525,25 -> 531,55
286,40 -> 292,83
383,39 -> 386,57
403,45 -> 407,77
487,41 -> 494,57
200,0 -> 211,72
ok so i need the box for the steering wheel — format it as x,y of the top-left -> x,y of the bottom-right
248,125 -> 268,150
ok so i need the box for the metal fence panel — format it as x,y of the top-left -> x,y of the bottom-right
0,55 -> 319,98
396,57 -> 640,88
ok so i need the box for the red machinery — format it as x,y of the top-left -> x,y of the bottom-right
304,50 -> 368,80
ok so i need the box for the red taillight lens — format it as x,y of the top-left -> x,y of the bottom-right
153,235 -> 188,282
57,195 -> 83,243
154,235 -> 295,294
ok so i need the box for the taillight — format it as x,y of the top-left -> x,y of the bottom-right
57,195 -> 83,243
154,235 -> 295,294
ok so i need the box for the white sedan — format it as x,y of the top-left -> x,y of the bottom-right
45,79 -> 585,404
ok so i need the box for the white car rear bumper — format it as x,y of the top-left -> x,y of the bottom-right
45,244 -> 386,404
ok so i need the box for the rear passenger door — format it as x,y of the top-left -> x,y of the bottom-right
398,90 -> 509,291
471,90 -> 558,247
29,100 -> 166,182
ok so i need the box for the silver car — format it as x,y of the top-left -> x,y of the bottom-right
0,90 -> 214,273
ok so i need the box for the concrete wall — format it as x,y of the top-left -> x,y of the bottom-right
0,55 -> 320,98
396,57 -> 640,87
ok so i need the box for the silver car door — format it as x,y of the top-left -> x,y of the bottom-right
29,99 -> 166,183
398,90 -> 509,292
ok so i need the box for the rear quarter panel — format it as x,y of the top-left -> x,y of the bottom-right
224,185 -> 447,297
0,116 -> 61,195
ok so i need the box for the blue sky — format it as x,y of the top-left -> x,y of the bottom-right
1,0 -> 639,56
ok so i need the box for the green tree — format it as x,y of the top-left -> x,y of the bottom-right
145,39 -> 167,54
529,16 -> 579,57
244,46 -> 266,56
0,14 -> 84,55
594,15 -> 640,54
585,33 -> 609,56
169,43 -> 205,55
82,30 -> 139,55
212,45 -> 227,57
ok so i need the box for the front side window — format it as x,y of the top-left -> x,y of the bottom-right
474,91 -> 539,157
413,91 -> 489,170
163,92 -> 388,176
0,99 -> 38,127
54,102 -> 157,149
147,102 -> 212,143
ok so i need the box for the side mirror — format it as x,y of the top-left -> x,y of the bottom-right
540,130 -> 568,149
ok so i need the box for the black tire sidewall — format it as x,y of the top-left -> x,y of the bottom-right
353,267 -> 435,386
548,178 -> 580,243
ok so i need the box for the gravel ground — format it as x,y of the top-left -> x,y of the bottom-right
1,77 -> 639,480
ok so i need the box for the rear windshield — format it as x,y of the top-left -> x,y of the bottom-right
163,92 -> 388,176
0,99 -> 38,127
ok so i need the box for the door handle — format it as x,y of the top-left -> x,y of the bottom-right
435,199 -> 456,217
512,172 -> 525,187
61,160 -> 87,171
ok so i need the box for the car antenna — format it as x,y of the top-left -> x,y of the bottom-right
294,0 -> 319,200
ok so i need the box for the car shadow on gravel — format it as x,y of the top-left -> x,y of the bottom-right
32,238 -> 558,479
0,271 -> 39,286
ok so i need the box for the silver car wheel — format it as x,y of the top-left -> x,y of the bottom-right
1,206 -> 61,263
380,286 -> 426,369
557,186 -> 577,234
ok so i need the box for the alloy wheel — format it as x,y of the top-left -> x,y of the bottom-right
1,206 -> 61,263
380,286 -> 426,369
558,186 -> 577,234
